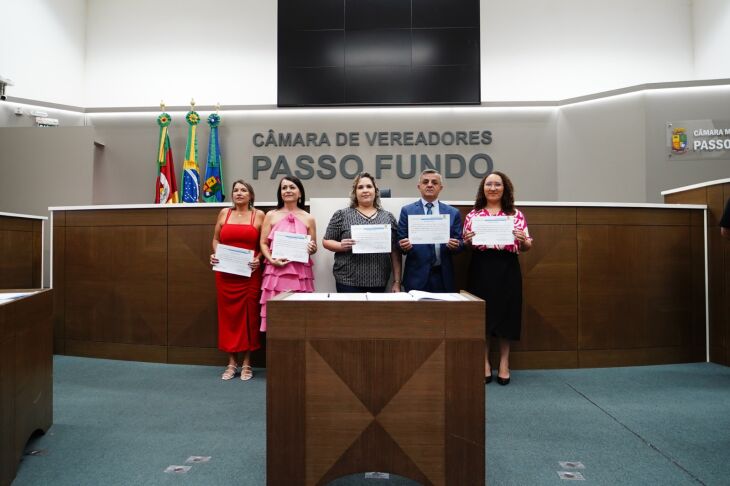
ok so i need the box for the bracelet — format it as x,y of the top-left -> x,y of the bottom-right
393,280 -> 401,284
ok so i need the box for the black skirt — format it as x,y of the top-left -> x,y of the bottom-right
468,249 -> 523,341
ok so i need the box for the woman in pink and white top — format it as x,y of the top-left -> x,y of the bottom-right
463,171 -> 532,386
259,176 -> 317,332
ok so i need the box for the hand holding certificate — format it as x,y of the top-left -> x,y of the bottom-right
408,214 -> 450,244
471,216 -> 515,246
213,244 -> 254,277
351,224 -> 391,254
271,231 -> 311,263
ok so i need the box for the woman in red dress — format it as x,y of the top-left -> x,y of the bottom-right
210,180 -> 265,381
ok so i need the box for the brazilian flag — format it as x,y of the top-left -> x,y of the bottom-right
182,110 -> 201,203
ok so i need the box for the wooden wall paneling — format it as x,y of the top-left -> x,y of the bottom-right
723,184 -> 730,366
0,218 -> 34,289
12,292 -> 53,458
167,224 -> 218,348
52,214 -> 66,354
664,187 -> 708,205
577,207 -> 690,226
641,226 -> 694,349
167,346 -> 227,366
707,185 -> 726,364
521,206 -> 577,225
0,305 -> 15,486
64,226 -> 167,346
690,221 -> 708,362
66,209 -> 166,226
0,290 -> 53,486
578,224 -> 697,365
516,224 -> 578,354
267,339 -> 305,485
508,350 -> 578,370
445,339 -> 484,486
303,302 -> 445,340
63,339 -> 167,363
579,346 -> 697,368
167,207 -> 221,225
32,221 -> 42,288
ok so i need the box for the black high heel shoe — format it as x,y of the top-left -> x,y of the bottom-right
485,374 -> 492,384
496,375 -> 510,386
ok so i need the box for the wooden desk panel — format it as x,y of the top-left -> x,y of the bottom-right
167,225 -> 218,348
0,290 -> 53,486
52,204 -> 706,369
64,226 -> 167,345
267,296 -> 485,486
665,182 -> 728,366
578,226 -> 694,352
0,216 -> 42,289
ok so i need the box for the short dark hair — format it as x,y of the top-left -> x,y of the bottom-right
276,176 -> 306,209
231,179 -> 255,208
473,171 -> 515,215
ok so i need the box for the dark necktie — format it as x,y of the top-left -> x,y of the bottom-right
425,203 -> 439,266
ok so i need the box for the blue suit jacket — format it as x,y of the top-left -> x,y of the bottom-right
397,200 -> 463,292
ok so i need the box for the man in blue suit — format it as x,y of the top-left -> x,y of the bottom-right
397,169 -> 464,292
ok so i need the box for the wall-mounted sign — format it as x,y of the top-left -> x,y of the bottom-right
667,120 -> 730,159
249,129 -> 494,180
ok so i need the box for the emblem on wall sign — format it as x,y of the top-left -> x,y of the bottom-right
671,127 -> 688,154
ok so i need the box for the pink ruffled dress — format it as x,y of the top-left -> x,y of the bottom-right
259,213 -> 315,331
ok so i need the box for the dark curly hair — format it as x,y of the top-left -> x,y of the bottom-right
473,171 -> 515,215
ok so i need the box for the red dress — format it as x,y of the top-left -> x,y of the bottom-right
216,209 -> 262,353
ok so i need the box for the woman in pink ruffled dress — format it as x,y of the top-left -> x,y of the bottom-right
259,176 -> 317,331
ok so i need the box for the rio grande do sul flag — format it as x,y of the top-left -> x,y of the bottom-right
155,112 -> 179,204
181,110 -> 201,203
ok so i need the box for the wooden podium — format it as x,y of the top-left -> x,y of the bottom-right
266,292 -> 485,486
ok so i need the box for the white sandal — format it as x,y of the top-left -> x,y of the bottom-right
241,365 -> 253,381
221,364 -> 238,380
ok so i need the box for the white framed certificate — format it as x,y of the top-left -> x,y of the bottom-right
351,224 -> 391,254
271,231 -> 310,263
213,244 -> 253,277
408,214 -> 450,244
472,216 -> 515,246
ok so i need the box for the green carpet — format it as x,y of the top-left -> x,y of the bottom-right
12,358 -> 730,485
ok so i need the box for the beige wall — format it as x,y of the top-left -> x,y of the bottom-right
87,107 -> 558,205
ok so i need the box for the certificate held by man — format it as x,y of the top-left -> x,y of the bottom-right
408,214 -> 450,244
472,216 -> 515,246
351,224 -> 391,254
213,243 -> 254,277
271,231 -> 310,263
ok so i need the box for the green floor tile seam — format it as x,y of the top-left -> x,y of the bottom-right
564,381 -> 706,486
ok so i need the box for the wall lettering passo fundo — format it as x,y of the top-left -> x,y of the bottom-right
251,129 -> 494,180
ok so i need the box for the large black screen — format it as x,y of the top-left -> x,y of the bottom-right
278,0 -> 480,107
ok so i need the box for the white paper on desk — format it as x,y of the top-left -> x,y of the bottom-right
365,292 -> 415,301
271,231 -> 310,263
472,216 -> 515,246
284,292 -> 330,301
408,214 -> 450,244
326,292 -> 368,301
351,224 -> 391,254
213,244 -> 253,277
407,290 -> 467,301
